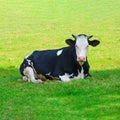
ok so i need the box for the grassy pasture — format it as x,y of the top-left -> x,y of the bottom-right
0,0 -> 120,119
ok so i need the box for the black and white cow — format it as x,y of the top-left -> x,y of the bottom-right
20,34 -> 100,83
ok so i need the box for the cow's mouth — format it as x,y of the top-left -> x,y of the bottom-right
79,61 -> 84,66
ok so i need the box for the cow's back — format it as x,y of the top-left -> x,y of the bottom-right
28,50 -> 60,74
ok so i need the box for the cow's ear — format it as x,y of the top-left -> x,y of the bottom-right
65,39 -> 75,46
89,40 -> 100,47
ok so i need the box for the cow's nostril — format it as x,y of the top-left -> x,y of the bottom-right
78,57 -> 85,62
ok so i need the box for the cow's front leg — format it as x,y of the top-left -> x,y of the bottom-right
59,73 -> 72,82
74,68 -> 84,80
23,67 -> 43,83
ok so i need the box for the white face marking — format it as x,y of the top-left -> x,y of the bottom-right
57,49 -> 63,56
75,35 -> 89,64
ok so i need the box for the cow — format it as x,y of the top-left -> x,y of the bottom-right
19,34 -> 100,83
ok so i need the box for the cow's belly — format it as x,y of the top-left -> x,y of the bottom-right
35,73 -> 59,81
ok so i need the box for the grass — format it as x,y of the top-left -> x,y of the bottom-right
0,0 -> 120,119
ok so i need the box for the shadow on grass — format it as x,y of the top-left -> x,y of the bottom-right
0,66 -> 119,120
90,68 -> 120,80
0,66 -> 120,82
0,66 -> 20,82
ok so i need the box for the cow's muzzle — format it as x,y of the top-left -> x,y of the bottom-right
78,56 -> 86,62
77,56 -> 86,65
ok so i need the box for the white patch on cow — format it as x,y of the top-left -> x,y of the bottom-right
57,49 -> 63,56
27,59 -> 32,65
23,67 -> 43,83
74,67 -> 84,80
75,35 -> 89,62
46,72 -> 51,76
80,67 -> 84,79
23,76 -> 28,81
69,73 -> 74,78
59,73 -> 71,82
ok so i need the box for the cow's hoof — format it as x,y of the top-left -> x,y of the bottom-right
84,74 -> 92,78
36,79 -> 44,84
23,76 -> 28,81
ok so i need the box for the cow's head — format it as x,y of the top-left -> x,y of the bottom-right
66,34 -> 100,65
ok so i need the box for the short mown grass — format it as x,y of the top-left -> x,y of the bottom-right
0,0 -> 120,120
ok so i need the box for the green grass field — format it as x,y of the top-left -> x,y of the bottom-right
0,0 -> 120,119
